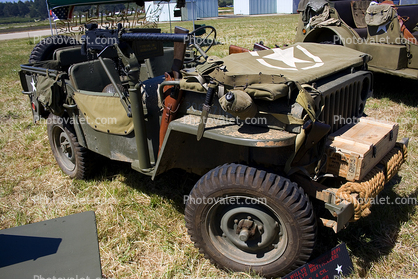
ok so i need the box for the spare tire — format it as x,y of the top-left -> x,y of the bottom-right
29,35 -> 79,63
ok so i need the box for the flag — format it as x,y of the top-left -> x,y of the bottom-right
50,6 -> 74,21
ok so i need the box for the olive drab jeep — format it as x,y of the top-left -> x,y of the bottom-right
295,0 -> 418,79
19,0 -> 408,277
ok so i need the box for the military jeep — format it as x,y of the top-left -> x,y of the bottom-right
19,0 -> 408,277
295,0 -> 418,79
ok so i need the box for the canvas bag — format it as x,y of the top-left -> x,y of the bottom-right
218,90 -> 258,119
36,71 -> 64,116
365,4 -> 396,26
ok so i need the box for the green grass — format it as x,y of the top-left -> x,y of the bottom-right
0,19 -> 51,33
0,16 -> 38,25
218,7 -> 233,15
1,14 -> 418,278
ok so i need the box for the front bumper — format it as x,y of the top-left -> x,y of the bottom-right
321,139 -> 408,232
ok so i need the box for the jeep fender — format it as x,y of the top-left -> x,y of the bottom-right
152,116 -> 296,179
303,25 -> 361,50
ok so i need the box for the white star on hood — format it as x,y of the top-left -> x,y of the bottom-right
262,47 -> 311,68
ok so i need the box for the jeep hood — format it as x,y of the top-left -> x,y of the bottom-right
216,43 -> 370,85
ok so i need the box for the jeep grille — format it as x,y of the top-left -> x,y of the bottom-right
316,71 -> 372,133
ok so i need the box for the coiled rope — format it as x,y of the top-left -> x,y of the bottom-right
335,143 -> 407,221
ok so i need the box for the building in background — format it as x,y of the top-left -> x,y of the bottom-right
182,0 -> 218,20
145,0 -> 218,22
399,0 -> 418,4
233,0 -> 276,15
234,0 -> 300,15
277,0 -> 300,13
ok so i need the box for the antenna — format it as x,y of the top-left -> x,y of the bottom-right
45,0 -> 54,36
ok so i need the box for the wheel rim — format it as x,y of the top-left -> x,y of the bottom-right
52,126 -> 76,171
205,196 -> 288,266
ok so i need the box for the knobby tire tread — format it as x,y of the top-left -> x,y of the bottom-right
47,114 -> 93,179
185,163 -> 317,277
29,35 -> 78,63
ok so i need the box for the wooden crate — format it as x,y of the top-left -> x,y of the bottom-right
326,117 -> 399,181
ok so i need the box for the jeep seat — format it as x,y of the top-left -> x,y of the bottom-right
140,47 -> 174,80
69,58 -> 121,92
333,0 -> 356,27
332,0 -> 368,39
397,4 -> 418,41
53,45 -> 87,71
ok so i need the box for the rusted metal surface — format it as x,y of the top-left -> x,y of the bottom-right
236,217 -> 257,242
320,218 -> 338,232
110,151 -> 133,163
174,114 -> 296,147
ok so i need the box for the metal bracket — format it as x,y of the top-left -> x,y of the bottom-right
316,189 -> 355,233
325,200 -> 354,233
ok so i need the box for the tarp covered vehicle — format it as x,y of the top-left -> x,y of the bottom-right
295,0 -> 418,79
19,0 -> 408,277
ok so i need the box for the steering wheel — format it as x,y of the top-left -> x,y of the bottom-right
185,25 -> 217,63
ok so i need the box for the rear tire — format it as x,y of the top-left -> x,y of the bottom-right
29,35 -> 78,63
185,164 -> 316,278
47,114 -> 92,179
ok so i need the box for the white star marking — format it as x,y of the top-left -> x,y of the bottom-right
376,23 -> 388,34
255,45 -> 324,71
263,47 -> 311,67
256,58 -> 298,71
336,264 -> 343,274
297,45 -> 324,70
31,77 -> 36,92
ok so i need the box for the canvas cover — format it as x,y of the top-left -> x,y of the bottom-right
74,91 -> 134,135
365,4 -> 401,44
298,0 -> 328,24
352,0 -> 371,28
209,43 -> 368,86
298,0 -> 328,12
365,4 -> 397,26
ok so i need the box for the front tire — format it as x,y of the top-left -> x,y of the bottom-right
47,114 -> 92,179
185,164 -> 316,278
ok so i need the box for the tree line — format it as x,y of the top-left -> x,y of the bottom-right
0,1 -> 128,20
218,0 -> 233,8
0,0 -> 47,19
1,0 -> 232,20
